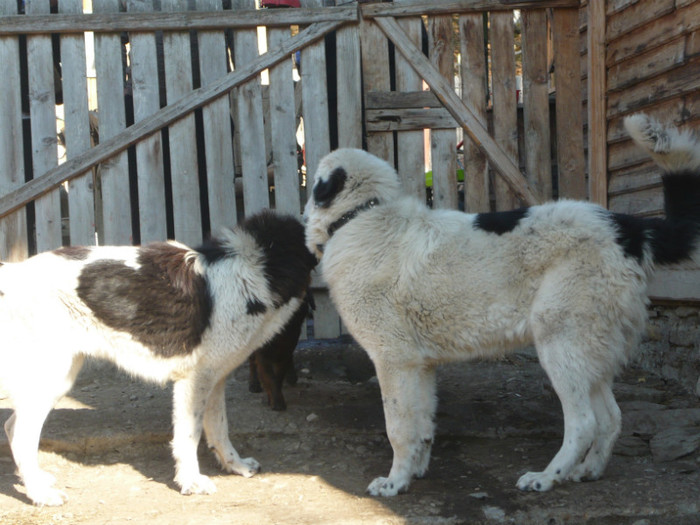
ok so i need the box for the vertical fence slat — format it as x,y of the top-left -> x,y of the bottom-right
127,0 -> 168,243
60,0 -> 95,247
335,23 -> 363,150
587,0 -> 607,207
490,11 -> 520,211
361,18 -> 393,162
300,28 -> 330,189
553,7 -> 586,200
195,0 -> 237,233
459,13 -> 489,212
268,26 -> 302,217
232,0 -> 270,216
0,2 -> 28,261
162,0 -> 202,246
429,14 -> 458,210
521,9 -> 553,202
395,14 -> 426,201
94,0 -> 132,245
26,1 -> 62,252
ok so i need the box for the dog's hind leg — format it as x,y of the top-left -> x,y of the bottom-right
203,376 -> 261,477
367,361 -> 437,497
568,379 -> 621,482
517,340 -> 598,492
6,354 -> 84,506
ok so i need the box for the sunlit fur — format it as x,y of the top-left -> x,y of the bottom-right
304,115 -> 700,496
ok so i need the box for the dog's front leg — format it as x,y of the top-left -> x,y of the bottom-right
367,362 -> 437,497
171,376 -> 217,495
203,376 -> 261,477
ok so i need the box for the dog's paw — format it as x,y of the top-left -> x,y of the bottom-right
366,476 -> 406,497
178,474 -> 217,495
516,471 -> 555,492
568,463 -> 603,483
27,485 -> 68,507
232,457 -> 261,478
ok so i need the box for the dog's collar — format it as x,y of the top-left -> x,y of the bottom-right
327,198 -> 380,238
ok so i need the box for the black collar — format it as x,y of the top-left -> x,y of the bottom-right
327,198 -> 380,237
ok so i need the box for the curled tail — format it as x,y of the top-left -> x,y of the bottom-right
621,114 -> 700,266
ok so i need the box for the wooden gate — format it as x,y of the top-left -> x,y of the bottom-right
0,0 -> 589,339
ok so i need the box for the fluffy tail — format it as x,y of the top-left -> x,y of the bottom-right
623,114 -> 700,265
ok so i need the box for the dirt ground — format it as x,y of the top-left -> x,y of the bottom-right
1,341 -> 699,525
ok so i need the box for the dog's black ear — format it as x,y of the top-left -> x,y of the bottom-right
313,167 -> 346,208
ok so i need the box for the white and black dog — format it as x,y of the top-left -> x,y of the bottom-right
0,211 -> 316,506
304,115 -> 700,496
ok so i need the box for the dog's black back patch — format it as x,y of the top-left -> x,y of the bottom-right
313,167 -> 346,208
473,208 -> 530,235
76,243 -> 212,358
241,212 -> 317,307
55,246 -> 92,260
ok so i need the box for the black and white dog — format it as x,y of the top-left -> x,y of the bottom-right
0,211 -> 316,506
304,114 -> 700,496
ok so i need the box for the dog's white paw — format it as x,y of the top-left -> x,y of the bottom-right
568,463 -> 603,483
178,474 -> 217,495
232,457 -> 261,478
516,471 -> 555,492
366,476 -> 406,497
27,485 -> 68,507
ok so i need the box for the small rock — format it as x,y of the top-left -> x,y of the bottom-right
469,492 -> 489,499
650,426 -> 700,462
306,413 -> 318,422
482,506 -> 506,523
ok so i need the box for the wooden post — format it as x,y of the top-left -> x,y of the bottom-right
26,0 -> 62,252
0,1 -> 28,260
587,0 -> 608,207
60,0 -> 96,247
127,0 -> 168,243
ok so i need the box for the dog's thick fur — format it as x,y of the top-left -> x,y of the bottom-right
304,115 -> 700,496
0,211 -> 316,506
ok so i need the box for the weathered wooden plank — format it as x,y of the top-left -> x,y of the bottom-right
606,0 -> 675,43
60,0 -> 96,247
367,90 -> 443,109
606,2 -> 700,67
127,0 -> 168,243
608,37 -> 687,92
0,2 -> 28,261
195,0 -> 237,233
362,1 -> 580,18
268,26 -> 301,217
394,7 -> 425,200
162,0 -> 202,246
586,0 -> 607,207
0,20 -> 346,220
94,0 -> 132,245
521,10 -> 553,203
490,11 -> 520,210
366,107 -> 457,131
608,161 -> 661,196
552,7 -> 586,200
0,7 -> 357,34
300,37 -> 331,188
232,0 -> 269,216
361,17 -> 394,162
26,0 -> 62,252
335,22 -> 363,150
428,14 -> 458,210
373,15 -> 538,206
459,12 -> 489,213
607,56 -> 700,118
609,186 -> 664,217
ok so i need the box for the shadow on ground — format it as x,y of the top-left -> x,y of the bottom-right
1,341 -> 699,524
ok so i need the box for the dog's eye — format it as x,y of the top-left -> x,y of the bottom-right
316,244 -> 324,254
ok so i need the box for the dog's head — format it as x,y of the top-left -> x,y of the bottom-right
304,148 -> 402,259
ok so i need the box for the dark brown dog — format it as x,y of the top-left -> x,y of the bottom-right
248,294 -> 313,410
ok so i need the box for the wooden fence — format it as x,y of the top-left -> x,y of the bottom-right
0,0 -> 591,338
